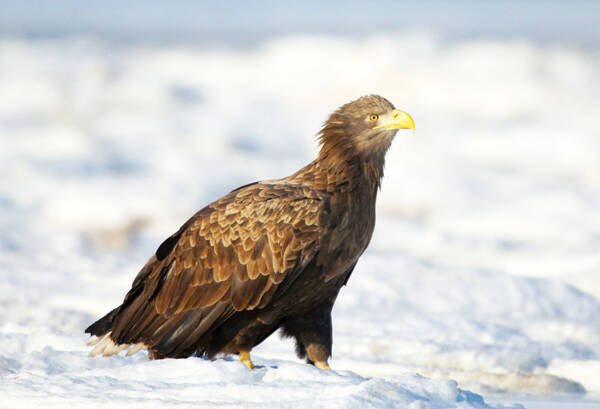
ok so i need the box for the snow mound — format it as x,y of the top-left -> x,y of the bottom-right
0,346 -> 517,409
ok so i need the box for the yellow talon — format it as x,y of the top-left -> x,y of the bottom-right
239,350 -> 254,370
314,361 -> 330,370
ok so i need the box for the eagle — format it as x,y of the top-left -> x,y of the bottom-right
85,95 -> 414,370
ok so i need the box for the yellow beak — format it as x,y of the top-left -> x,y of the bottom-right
374,109 -> 415,132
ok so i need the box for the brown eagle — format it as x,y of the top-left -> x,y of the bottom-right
85,95 -> 414,370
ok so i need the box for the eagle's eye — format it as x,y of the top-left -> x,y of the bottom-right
368,114 -> 379,122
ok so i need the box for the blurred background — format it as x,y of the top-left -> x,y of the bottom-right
1,0 -> 600,406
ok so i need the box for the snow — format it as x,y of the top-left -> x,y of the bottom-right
2,353 -> 501,409
1,33 -> 600,408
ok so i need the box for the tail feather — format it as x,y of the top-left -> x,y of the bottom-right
86,335 -> 101,346
88,331 -> 148,357
89,333 -> 111,356
125,343 -> 146,356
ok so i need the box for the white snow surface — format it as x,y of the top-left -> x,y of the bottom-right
1,34 -> 599,408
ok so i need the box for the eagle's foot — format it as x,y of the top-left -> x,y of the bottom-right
239,350 -> 254,370
314,361 -> 330,370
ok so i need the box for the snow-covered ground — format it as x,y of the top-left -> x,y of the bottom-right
1,33 -> 599,408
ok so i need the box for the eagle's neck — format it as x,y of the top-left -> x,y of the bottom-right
291,143 -> 388,196
304,118 -> 392,194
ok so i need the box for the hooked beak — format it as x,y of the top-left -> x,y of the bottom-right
373,110 -> 415,132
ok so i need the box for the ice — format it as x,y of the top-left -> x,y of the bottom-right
1,33 -> 599,408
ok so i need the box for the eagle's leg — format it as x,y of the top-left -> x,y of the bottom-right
239,350 -> 254,369
282,301 -> 333,369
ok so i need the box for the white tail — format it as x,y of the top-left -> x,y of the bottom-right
87,332 -> 148,357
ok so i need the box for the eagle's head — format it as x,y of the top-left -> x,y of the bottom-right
318,95 -> 414,160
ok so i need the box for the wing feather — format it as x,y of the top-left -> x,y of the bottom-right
110,182 -> 327,353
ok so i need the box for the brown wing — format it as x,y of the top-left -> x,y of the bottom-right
109,182 -> 327,357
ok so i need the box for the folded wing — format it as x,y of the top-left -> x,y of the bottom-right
105,182 -> 327,358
